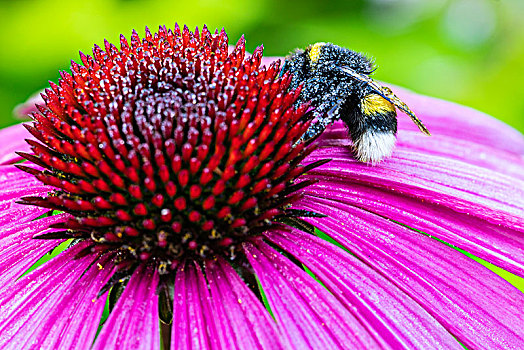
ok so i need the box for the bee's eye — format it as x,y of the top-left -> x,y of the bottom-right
360,93 -> 395,117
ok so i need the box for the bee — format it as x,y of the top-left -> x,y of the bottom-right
281,42 -> 430,163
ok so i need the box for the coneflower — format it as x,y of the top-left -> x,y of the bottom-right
0,24 -> 522,349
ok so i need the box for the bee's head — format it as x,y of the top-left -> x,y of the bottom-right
307,42 -> 374,74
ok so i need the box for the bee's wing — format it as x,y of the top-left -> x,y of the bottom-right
339,66 -> 431,135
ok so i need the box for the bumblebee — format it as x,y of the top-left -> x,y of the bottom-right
281,42 -> 430,163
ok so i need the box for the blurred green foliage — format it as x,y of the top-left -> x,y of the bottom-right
0,0 -> 523,133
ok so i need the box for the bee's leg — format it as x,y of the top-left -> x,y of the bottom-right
345,94 -> 398,164
301,99 -> 343,141
302,122 -> 327,141
278,60 -> 288,78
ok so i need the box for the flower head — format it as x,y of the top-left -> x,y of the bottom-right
0,24 -> 523,350
16,24 -> 317,272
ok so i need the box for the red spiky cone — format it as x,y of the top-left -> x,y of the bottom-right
17,25 -> 322,273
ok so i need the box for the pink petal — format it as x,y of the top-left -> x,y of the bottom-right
171,260 -> 288,350
0,240 -> 90,304
0,239 -> 60,286
93,264 -> 160,350
301,179 -> 524,277
0,165 -> 52,204
397,130 -> 524,181
323,123 -> 524,181
0,123 -> 32,165
0,214 -> 67,285
260,56 -> 280,67
1,252 -> 114,350
303,114 -> 524,277
0,204 -> 48,236
265,228 -> 462,349
298,196 -> 524,349
0,212 -> 67,244
13,91 -> 44,120
0,241 -> 95,348
50,254 -> 115,350
244,240 -> 379,349
0,166 -> 57,259
393,87 -> 524,156
206,257 -> 286,349
172,262 -> 218,350
304,149 -> 524,229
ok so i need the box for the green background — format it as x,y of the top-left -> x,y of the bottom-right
1,0 -> 524,132
1,0 -> 523,292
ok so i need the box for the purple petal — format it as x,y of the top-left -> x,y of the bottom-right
0,204 -> 48,235
297,196 -> 524,349
298,85 -> 524,279
0,214 -> 67,285
260,56 -> 280,67
396,130 -> 524,181
93,264 -> 160,350
305,147 -> 524,223
205,257 -> 286,349
301,179 -> 524,277
172,262 -> 218,350
265,228 -> 462,349
0,241 -> 95,348
323,123 -> 524,181
0,165 -> 51,204
13,91 -> 44,120
392,87 -> 524,156
0,123 -> 32,165
244,240 -> 379,349
1,252 -> 114,350
49,254 -> 115,349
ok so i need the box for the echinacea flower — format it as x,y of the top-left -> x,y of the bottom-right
0,24 -> 523,349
